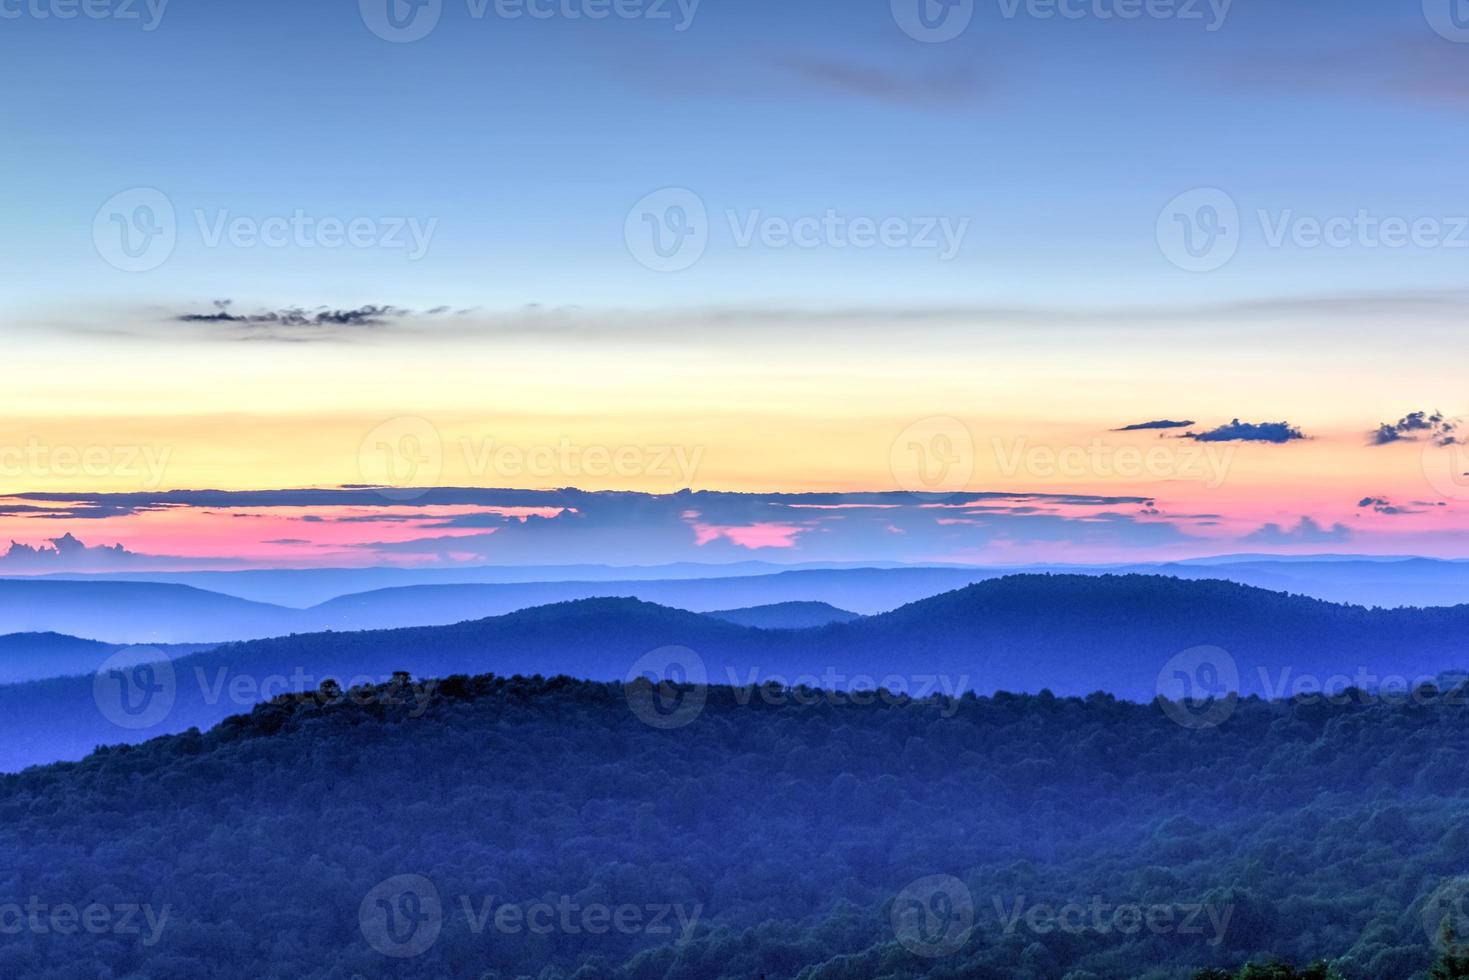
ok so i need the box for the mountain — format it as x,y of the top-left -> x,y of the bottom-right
0,567 -> 996,643
0,633 -> 210,685
0,579 -> 295,643
1,668 -> 1462,979
11,559 -> 1469,645
26,560 -> 938,606
28,555 -> 1469,608
703,601 -> 861,628
7,574 -> 1469,772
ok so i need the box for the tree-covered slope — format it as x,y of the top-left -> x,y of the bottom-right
1,671 -> 1466,979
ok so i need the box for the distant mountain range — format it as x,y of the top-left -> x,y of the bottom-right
0,633 -> 209,685
702,601 -> 861,628
6,573 -> 1469,772
9,557 -> 1469,645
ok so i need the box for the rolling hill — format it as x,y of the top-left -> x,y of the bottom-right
6,574 -> 1469,772
702,601 -> 861,628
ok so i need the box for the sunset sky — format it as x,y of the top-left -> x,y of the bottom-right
5,0 -> 1469,569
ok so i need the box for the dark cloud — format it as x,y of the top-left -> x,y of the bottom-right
1358,496 -> 1407,516
176,300 -> 403,328
1114,419 -> 1196,432
1242,517 -> 1351,545
1185,420 -> 1306,444
1371,410 -> 1459,446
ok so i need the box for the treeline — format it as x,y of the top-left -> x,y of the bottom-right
2,672 -> 1468,978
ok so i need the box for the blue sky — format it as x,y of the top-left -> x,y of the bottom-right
6,0 -> 1469,315
6,0 -> 1469,567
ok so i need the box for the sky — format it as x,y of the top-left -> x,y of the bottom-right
4,0 -> 1469,569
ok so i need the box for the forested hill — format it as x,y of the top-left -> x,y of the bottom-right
2,672 -> 1464,979
7,573 -> 1469,771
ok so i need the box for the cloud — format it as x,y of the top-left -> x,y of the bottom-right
1184,420 -> 1306,444
176,301 -> 404,329
1242,517 -> 1351,545
689,520 -> 807,550
1371,410 -> 1459,446
0,533 -> 140,571
1115,419 -> 1196,432
1357,496 -> 1423,516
